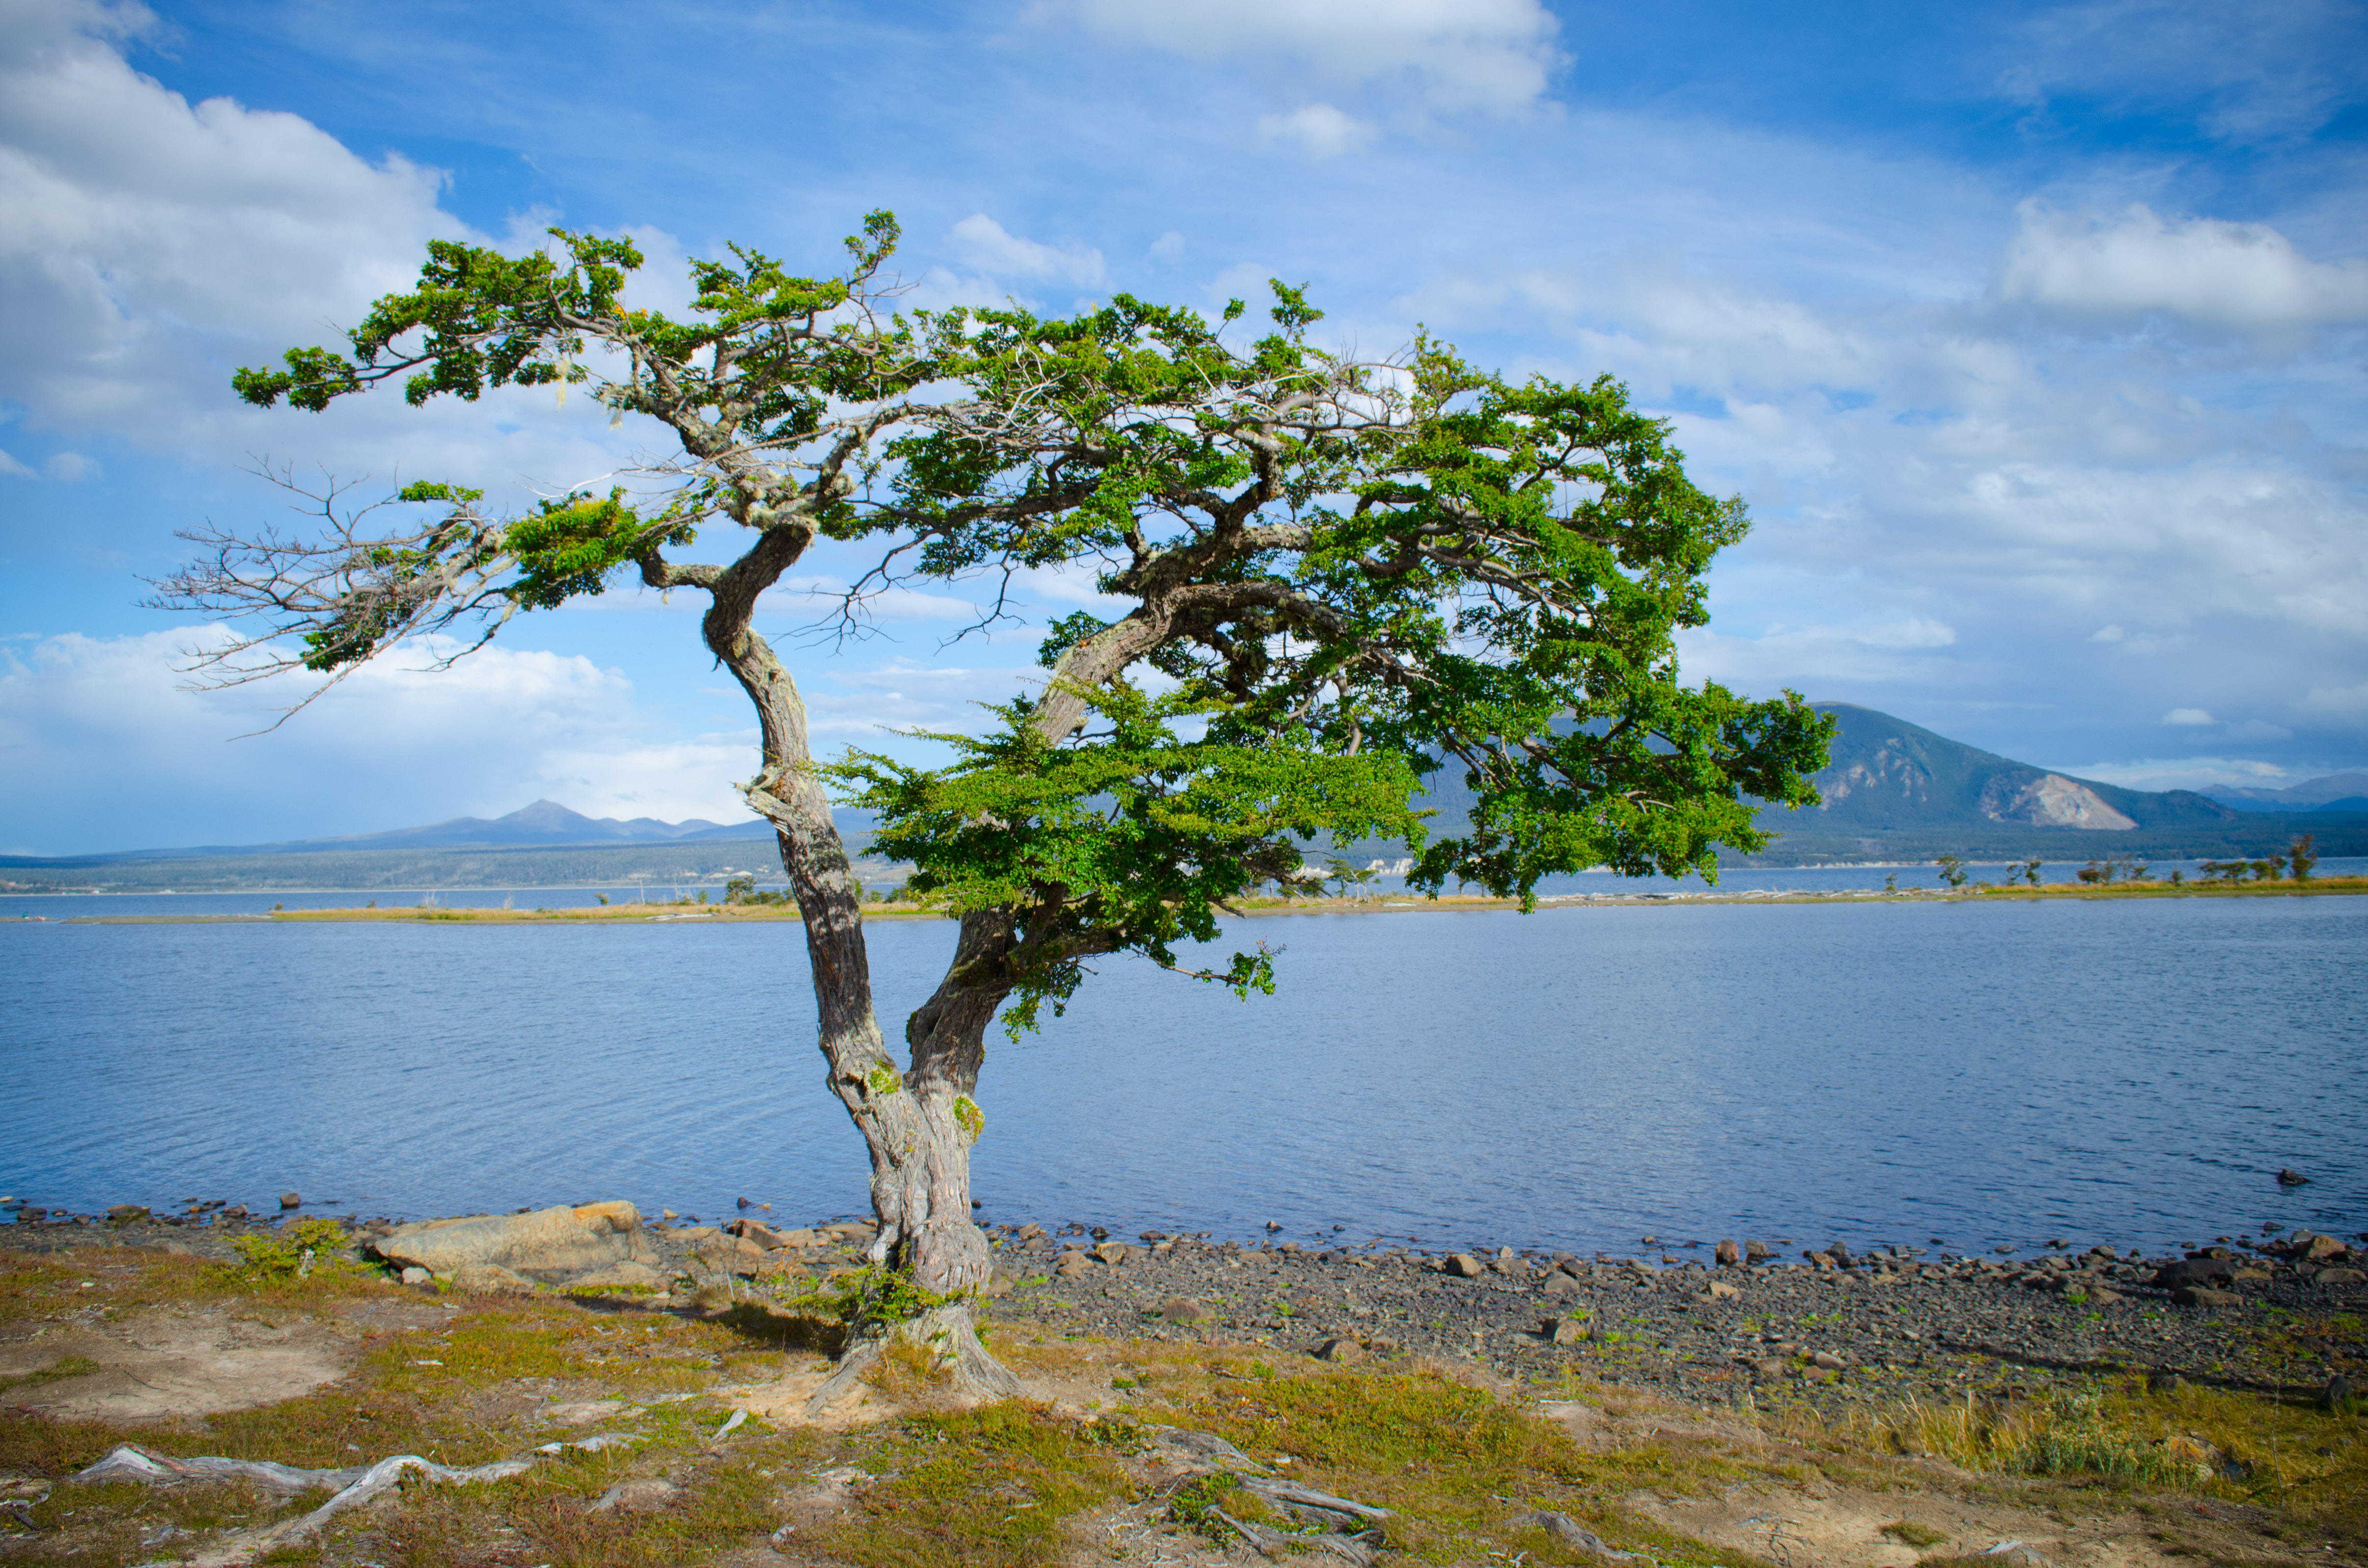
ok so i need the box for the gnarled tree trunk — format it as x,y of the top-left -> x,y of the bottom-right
675,540 -> 1019,1398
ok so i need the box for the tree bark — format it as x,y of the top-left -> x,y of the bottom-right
668,533 -> 1017,1394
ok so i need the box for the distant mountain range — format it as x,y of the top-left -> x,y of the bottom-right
5,707 -> 2360,889
2201,774 -> 2368,814
48,799 -> 780,862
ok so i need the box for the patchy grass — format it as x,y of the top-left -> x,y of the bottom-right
1831,1374 -> 2368,1527
6,1247 -> 2365,1568
1883,1518 -> 1950,1546
810,1404 -> 1130,1568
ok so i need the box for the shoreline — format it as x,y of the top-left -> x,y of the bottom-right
6,1204 -> 2361,1423
17,873 -> 2366,923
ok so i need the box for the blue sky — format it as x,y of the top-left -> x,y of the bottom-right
2,0 -> 2364,853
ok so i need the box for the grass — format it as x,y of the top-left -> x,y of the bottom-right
1831,1373 -> 2368,1528
5,1247 -> 2365,1568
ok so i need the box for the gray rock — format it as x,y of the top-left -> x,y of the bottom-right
280,1192 -> 301,1210
370,1202 -> 660,1283
451,1261 -> 538,1295
1093,1240 -> 1133,1266
400,1265 -> 432,1286
1715,1239 -> 1740,1267
1539,1272 -> 1584,1296
1542,1316 -> 1589,1345
2320,1375 -> 2351,1411
1744,1239 -> 1770,1263
1810,1349 -> 1846,1370
570,1261 -> 669,1290
2277,1168 -> 2310,1186
2170,1285 -> 2241,1308
1442,1253 -> 1486,1278
1159,1296 -> 1210,1323
1310,1336 -> 1367,1363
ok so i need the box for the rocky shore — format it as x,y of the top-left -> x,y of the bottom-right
7,1203 -> 2362,1422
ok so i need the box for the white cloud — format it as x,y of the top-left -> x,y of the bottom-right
1037,0 -> 1562,116
2047,755 -> 2292,793
43,450 -> 96,481
0,446 -> 34,477
0,627 -> 759,851
0,1 -> 467,432
1994,202 -> 2368,329
1148,230 -> 1185,263
948,213 -> 1106,286
2089,624 -> 2126,642
1255,102 -> 1375,160
2163,708 -> 2215,725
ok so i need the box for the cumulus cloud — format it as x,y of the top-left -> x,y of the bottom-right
2163,707 -> 2215,725
1994,202 -> 2368,329
1037,0 -> 1562,121
0,0 -> 466,431
1255,102 -> 1376,159
948,213 -> 1106,286
0,626 -> 781,851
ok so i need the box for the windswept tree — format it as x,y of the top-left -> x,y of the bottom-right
164,213 -> 1833,1391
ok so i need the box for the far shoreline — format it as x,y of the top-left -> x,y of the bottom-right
21,874 -> 2366,924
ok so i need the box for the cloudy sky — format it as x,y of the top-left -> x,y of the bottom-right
2,0 -> 2363,854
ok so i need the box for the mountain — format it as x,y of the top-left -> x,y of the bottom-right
1794,705 -> 2236,832
2201,774 -> 2368,812
41,800 -> 779,863
1377,703 -> 2357,866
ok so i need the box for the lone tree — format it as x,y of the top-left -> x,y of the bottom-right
163,214 -> 1834,1390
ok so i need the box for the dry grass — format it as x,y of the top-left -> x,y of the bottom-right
1822,1374 -> 2368,1528
7,1247 -> 2365,1568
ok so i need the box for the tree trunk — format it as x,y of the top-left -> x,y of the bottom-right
690,553 -> 1019,1399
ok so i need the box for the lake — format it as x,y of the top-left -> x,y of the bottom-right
3,892 -> 2363,1258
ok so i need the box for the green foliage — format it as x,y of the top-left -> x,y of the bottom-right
1935,854 -> 1969,887
220,210 -> 1833,1075
227,1217 -> 354,1282
2291,832 -> 2317,882
834,681 -> 1424,1036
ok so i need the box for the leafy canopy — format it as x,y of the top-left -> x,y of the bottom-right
202,211 -> 1833,1020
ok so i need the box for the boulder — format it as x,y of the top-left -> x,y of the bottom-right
1159,1296 -> 1210,1323
2303,1233 -> 2350,1262
1810,1350 -> 1847,1370
2312,1267 -> 2366,1285
2152,1258 -> 2234,1290
1442,1254 -> 1486,1278
726,1218 -> 786,1248
1539,1272 -> 1584,1296
106,1205 -> 149,1223
400,1266 -> 432,1286
1744,1239 -> 1771,1263
1699,1280 -> 1740,1301
1543,1317 -> 1589,1346
1094,1241 -> 1134,1266
1310,1336 -> 1367,1363
1055,1250 -> 1092,1277
1715,1239 -> 1740,1267
451,1261 -> 538,1295
570,1261 -> 670,1290
370,1202 -> 661,1283
2171,1285 -> 2241,1308
280,1192 -> 301,1210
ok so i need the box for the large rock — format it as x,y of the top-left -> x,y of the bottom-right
451,1261 -> 537,1295
369,1202 -> 660,1283
2152,1257 -> 2234,1290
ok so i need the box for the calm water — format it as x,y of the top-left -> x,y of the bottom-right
3,895 -> 2363,1258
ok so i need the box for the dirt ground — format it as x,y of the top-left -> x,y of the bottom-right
2,1242 -> 2361,1568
